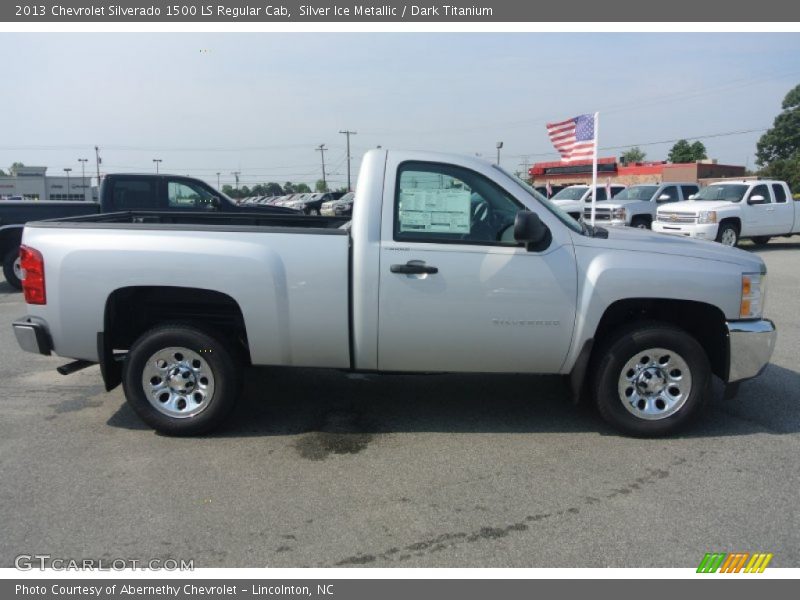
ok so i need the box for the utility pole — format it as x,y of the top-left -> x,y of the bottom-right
152,158 -> 162,174
78,158 -> 88,200
231,171 -> 241,191
316,144 -> 327,190
519,155 -> 530,182
339,130 -> 357,191
63,168 -> 72,199
94,146 -> 102,192
496,141 -> 504,166
216,172 -> 221,190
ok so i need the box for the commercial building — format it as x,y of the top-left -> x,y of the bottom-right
529,157 -> 747,187
0,165 -> 95,201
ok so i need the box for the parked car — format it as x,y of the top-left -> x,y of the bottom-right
588,182 -> 700,229
550,184 -> 627,221
653,180 -> 799,246
0,173 -> 298,289
12,150 -> 775,438
281,192 -> 346,215
321,192 -> 355,217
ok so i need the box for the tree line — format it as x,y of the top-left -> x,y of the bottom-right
221,179 -> 348,199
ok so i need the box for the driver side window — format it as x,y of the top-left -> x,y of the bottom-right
394,161 -> 523,246
167,180 -> 216,210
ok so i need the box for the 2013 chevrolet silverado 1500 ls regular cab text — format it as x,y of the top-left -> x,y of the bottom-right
12,150 -> 777,437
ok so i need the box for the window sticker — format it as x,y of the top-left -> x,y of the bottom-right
399,189 -> 471,234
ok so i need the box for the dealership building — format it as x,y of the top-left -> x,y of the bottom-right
0,165 -> 95,201
529,157 -> 747,187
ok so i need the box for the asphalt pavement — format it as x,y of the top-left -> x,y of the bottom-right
0,238 -> 798,568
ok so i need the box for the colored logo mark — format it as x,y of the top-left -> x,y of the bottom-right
697,552 -> 773,573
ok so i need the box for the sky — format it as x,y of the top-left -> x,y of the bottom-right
1,33 -> 799,190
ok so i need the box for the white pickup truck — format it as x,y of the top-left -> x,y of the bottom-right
550,184 -> 627,221
12,150 -> 776,437
588,183 -> 699,229
653,180 -> 799,246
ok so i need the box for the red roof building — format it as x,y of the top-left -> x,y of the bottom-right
529,157 -> 746,186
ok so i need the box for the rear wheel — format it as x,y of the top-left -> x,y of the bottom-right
716,222 -> 739,247
751,236 -> 771,246
2,247 -> 23,290
593,323 -> 711,437
122,325 -> 241,435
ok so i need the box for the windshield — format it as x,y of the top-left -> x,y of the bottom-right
692,184 -> 748,202
492,166 -> 583,234
551,186 -> 587,200
613,185 -> 659,201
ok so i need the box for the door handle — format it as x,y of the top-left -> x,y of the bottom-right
390,260 -> 439,275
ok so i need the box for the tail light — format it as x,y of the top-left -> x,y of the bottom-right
20,245 -> 46,305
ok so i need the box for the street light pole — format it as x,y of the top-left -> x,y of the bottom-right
496,141 -> 504,166
216,172 -> 221,190
231,171 -> 241,191
339,130 -> 357,191
63,168 -> 72,200
153,159 -> 162,174
316,144 -> 327,190
94,146 -> 102,192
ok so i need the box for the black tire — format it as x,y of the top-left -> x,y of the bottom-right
630,216 -> 651,229
715,222 -> 739,247
122,324 -> 241,436
751,236 -> 771,246
2,247 -> 23,290
593,322 -> 711,437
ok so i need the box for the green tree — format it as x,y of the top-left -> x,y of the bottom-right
756,83 -> 800,192
620,146 -> 646,164
668,139 -> 707,163
315,179 -> 329,192
294,183 -> 312,193
0,168 -> 6,176
265,182 -> 283,195
9,161 -> 24,172
283,182 -> 295,194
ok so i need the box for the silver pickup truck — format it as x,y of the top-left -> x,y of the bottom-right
12,150 -> 776,437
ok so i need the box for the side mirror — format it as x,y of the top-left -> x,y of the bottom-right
748,194 -> 766,205
514,211 -> 549,251
657,193 -> 671,202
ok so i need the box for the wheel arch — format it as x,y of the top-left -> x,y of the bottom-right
101,286 -> 250,391
572,298 -> 728,401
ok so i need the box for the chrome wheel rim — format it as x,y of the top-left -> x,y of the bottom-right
141,347 -> 215,418
13,257 -> 23,280
720,228 -> 737,246
617,347 -> 692,420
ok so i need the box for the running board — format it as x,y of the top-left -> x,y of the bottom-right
56,360 -> 96,376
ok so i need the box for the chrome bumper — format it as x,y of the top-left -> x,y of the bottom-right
12,317 -> 52,356
726,319 -> 776,382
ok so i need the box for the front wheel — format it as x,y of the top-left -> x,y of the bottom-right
716,222 -> 739,247
630,216 -> 651,229
122,325 -> 241,435
2,247 -> 23,290
593,323 -> 711,437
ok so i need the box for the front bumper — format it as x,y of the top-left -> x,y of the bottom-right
726,319 -> 776,382
653,222 -> 719,240
12,317 -> 52,355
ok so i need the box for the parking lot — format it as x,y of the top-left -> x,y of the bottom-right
0,238 -> 798,569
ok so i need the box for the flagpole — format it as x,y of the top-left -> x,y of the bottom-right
591,112 -> 599,226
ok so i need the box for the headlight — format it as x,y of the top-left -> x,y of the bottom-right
611,207 -> 626,220
698,210 -> 717,224
740,273 -> 766,319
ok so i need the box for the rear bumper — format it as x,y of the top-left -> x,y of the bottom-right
12,317 -> 52,355
726,319 -> 776,382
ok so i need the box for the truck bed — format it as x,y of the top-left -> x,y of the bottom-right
30,210 -> 350,231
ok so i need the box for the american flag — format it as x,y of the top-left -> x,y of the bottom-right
546,113 -> 596,162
